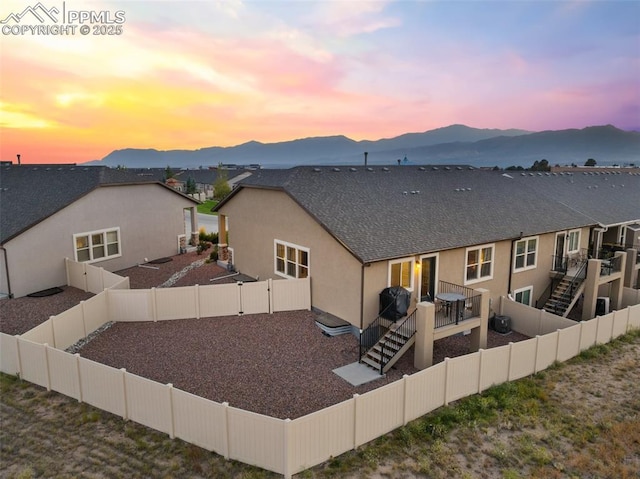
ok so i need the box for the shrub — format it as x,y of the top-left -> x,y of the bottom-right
198,228 -> 218,244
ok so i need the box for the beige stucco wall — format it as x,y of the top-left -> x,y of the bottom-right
221,187 -> 596,330
2,184 -> 195,298
219,188 -> 363,327
360,228 -> 593,328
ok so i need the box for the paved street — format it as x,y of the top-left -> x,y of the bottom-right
184,211 -> 218,234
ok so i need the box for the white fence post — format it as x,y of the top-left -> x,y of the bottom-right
222,402 -> 230,460
402,374 -> 410,426
353,394 -> 359,449
75,353 -> 83,403
533,336 -> 540,374
507,343 -> 514,380
283,418 -> 292,479
49,317 -> 57,349
15,335 -> 23,378
443,358 -> 451,406
44,343 -> 52,391
80,301 -> 87,339
268,279 -> 274,314
99,267 -> 105,293
83,262 -> 88,292
120,368 -> 128,420
65,257 -> 70,287
477,349 -> 485,394
167,383 -> 175,439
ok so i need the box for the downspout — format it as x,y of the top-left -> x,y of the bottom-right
1,246 -> 13,299
592,225 -> 608,258
359,263 -> 365,331
507,232 -> 523,298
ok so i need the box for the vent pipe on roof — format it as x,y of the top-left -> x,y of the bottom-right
16,154 -> 20,165
364,151 -> 368,166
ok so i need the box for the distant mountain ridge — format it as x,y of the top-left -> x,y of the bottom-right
89,125 -> 639,169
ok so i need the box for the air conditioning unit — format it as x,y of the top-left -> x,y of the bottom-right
596,297 -> 610,316
490,315 -> 511,334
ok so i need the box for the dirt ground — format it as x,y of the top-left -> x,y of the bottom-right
2,333 -> 638,478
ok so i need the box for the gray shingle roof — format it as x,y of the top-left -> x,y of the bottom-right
229,166 -> 640,263
0,165 -> 197,244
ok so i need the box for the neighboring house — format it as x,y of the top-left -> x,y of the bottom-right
0,165 -> 199,298
128,167 -> 250,200
215,166 -> 640,331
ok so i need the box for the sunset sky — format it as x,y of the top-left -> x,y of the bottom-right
1,0 -> 639,165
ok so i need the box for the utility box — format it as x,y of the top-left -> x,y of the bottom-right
596,297 -> 610,316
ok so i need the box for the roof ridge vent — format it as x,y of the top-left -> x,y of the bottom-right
312,168 -> 321,172
332,167 -> 340,172
366,167 -> 374,172
382,167 -> 389,172
349,167 -> 357,172
418,167 -> 425,171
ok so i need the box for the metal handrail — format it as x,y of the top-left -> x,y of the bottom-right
434,293 -> 480,328
600,255 -> 623,276
379,309 -> 417,374
359,302 -> 395,360
555,259 -> 588,308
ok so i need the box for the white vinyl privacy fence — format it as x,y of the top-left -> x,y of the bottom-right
1,261 -> 639,478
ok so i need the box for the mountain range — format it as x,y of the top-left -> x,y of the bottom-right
90,124 -> 640,169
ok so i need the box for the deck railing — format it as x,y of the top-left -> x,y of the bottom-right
434,281 -> 480,328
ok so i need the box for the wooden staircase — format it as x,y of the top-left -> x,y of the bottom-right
361,310 -> 416,374
543,263 -> 587,317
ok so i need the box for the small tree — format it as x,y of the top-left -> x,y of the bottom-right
213,165 -> 231,200
585,158 -> 597,167
164,165 -> 175,180
530,159 -> 550,171
186,177 -> 197,195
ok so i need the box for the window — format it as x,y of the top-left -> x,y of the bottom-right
388,258 -> 414,290
513,286 -> 533,306
567,230 -> 580,253
514,237 -> 538,271
74,228 -> 120,263
274,240 -> 309,279
465,244 -> 494,284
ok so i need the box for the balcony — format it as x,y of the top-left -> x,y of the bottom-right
434,281 -> 481,328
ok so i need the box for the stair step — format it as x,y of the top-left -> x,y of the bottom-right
367,350 -> 393,363
374,342 -> 400,354
386,330 -> 412,341
381,336 -> 406,347
361,356 -> 381,369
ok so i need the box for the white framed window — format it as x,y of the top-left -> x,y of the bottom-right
514,236 -> 538,271
513,286 -> 533,306
465,244 -> 494,284
567,230 -> 580,253
274,240 -> 309,279
74,227 -> 121,263
388,257 -> 415,290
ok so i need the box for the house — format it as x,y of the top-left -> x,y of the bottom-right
0,165 -> 200,298
214,166 -> 640,334
127,167 -> 250,199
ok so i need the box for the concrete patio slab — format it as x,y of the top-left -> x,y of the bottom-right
333,362 -> 383,386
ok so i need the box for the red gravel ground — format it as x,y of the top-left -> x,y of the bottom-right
1,250 -> 529,419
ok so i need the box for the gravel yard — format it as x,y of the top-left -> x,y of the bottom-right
1,250 -> 529,419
